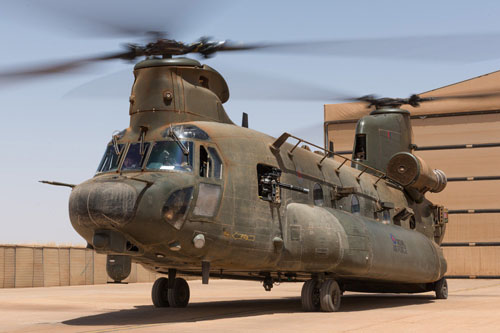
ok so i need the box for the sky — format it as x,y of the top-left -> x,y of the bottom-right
2,0 -> 500,244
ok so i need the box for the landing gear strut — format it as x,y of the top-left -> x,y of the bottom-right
301,278 -> 342,312
263,276 -> 274,291
151,277 -> 190,308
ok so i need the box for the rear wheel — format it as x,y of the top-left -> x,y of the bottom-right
168,277 -> 190,307
151,277 -> 169,307
301,279 -> 321,311
435,277 -> 448,299
319,279 -> 341,312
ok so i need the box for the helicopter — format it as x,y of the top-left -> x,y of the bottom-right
5,11 -> 500,312
35,48 -> 448,311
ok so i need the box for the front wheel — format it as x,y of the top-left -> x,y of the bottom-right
151,277 -> 169,307
435,277 -> 448,299
168,277 -> 190,307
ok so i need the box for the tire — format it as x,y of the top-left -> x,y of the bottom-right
301,279 -> 321,312
168,278 -> 190,308
320,279 -> 342,312
152,277 -> 170,307
435,277 -> 448,299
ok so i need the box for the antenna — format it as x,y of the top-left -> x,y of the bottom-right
242,112 -> 249,128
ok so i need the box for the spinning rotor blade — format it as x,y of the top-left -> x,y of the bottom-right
64,66 -> 354,102
253,34 -> 500,62
6,0 -> 500,83
421,91 -> 500,102
6,32 -> 500,83
0,51 -> 133,81
24,0 -> 227,39
350,90 -> 500,109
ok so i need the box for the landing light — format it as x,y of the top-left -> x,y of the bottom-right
193,234 -> 206,249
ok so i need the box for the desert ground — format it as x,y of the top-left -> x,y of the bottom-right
1,279 -> 499,332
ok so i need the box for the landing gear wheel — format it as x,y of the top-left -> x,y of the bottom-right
168,277 -> 190,307
320,279 -> 342,312
435,277 -> 448,299
152,277 -> 169,307
301,279 -> 321,311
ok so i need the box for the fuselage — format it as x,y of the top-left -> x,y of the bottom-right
69,120 -> 447,286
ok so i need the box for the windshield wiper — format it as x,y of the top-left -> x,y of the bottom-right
139,126 -> 149,156
167,125 -> 189,155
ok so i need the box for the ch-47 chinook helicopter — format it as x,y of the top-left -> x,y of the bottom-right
5,29 -> 500,312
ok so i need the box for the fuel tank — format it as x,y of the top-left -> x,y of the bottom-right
281,203 -> 446,284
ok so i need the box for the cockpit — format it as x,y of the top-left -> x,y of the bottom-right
96,125 -> 218,175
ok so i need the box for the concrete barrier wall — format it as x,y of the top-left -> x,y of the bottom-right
0,245 -> 159,288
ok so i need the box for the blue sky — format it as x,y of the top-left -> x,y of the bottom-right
2,0 -> 500,244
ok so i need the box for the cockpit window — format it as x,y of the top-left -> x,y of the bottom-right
199,146 -> 211,177
162,125 -> 209,141
208,147 -> 223,179
146,141 -> 194,172
122,143 -> 150,171
97,144 -> 124,173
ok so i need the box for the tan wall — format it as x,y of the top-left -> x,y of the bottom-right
0,245 -> 160,288
444,247 -> 500,276
326,113 -> 500,277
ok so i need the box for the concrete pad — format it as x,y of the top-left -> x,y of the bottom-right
0,279 -> 499,332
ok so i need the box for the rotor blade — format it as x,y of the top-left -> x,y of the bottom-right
422,90 -> 500,102
0,51 -> 132,82
22,0 -> 231,39
227,72 -> 353,101
64,65 -> 357,102
63,69 -> 132,99
233,33 -> 500,62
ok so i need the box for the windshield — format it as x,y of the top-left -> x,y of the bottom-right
146,141 -> 193,172
162,125 -> 209,140
97,144 -> 124,173
122,143 -> 150,171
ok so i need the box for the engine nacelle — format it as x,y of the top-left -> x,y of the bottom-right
387,152 -> 447,193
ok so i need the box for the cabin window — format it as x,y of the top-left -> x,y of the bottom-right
122,143 -> 150,171
199,76 -> 209,88
410,216 -> 416,229
193,183 -> 221,217
97,144 -> 124,173
199,146 -> 211,177
353,134 -> 367,160
199,145 -> 224,179
313,183 -> 324,206
382,210 -> 391,224
208,147 -> 223,179
146,141 -> 193,172
351,195 -> 360,214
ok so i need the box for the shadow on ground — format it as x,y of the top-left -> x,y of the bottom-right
63,294 -> 435,327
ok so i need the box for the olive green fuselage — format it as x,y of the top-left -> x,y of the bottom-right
69,120 -> 446,287
68,57 -> 446,293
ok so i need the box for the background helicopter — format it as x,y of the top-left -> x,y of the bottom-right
3,0 -> 500,312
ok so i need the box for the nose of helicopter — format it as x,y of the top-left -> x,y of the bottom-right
69,180 -> 143,228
